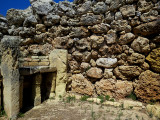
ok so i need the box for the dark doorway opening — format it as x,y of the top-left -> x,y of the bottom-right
41,72 -> 56,103
21,75 -> 34,113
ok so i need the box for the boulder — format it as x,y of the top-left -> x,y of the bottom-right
120,5 -> 135,17
140,10 -> 158,22
131,36 -> 150,54
93,2 -> 108,14
43,14 -> 60,26
105,12 -> 114,23
137,0 -> 153,13
80,62 -> 91,72
95,79 -> 133,99
118,33 -> 135,45
104,69 -> 114,79
109,0 -> 125,11
96,58 -> 118,68
114,66 -> 142,80
115,12 -> 123,20
69,60 -> 79,73
104,29 -> 117,44
80,13 -> 103,25
23,15 -> 38,27
77,1 -> 92,15
111,20 -> 131,32
7,7 -> 33,26
134,70 -> 160,102
90,35 -> 104,49
36,24 -> 46,33
115,80 -> 133,99
88,23 -> 109,34
69,27 -> 89,38
75,38 -> 91,51
133,21 -> 160,36
31,1 -> 53,15
127,53 -> 145,65
86,67 -> 103,79
146,48 -> 160,72
71,74 -> 94,96
95,78 -> 116,97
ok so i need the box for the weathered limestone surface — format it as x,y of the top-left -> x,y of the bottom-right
134,70 -> 160,102
146,48 -> 160,73
1,36 -> 20,119
32,73 -> 42,106
71,74 -> 94,96
146,104 -> 160,119
49,49 -> 68,98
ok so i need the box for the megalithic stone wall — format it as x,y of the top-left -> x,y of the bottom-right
1,36 -> 20,119
0,0 -> 160,104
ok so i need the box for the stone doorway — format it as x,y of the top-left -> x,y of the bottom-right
21,72 -> 56,113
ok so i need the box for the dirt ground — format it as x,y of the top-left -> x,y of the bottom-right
0,99 -> 156,120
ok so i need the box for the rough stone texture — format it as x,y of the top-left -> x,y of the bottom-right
95,78 -> 116,97
140,10 -> 158,22
80,13 -> 103,25
93,2 -> 108,14
127,53 -> 145,65
119,33 -> 135,45
96,58 -> 117,68
86,67 -> 103,79
1,0 -> 160,112
133,21 -> 160,36
31,1 -> 53,15
1,36 -> 20,119
104,30 -> 117,44
114,66 -> 142,80
104,69 -> 114,79
32,73 -> 42,106
95,79 -> 133,99
88,23 -> 109,34
134,70 -> 160,102
49,49 -> 68,98
71,74 -> 94,96
123,100 -> 143,109
146,104 -> 160,119
131,37 -> 150,54
120,5 -> 135,17
146,48 -> 160,73
115,80 -> 133,99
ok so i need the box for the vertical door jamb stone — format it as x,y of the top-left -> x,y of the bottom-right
1,36 -> 20,119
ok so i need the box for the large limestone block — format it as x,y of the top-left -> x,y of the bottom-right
49,49 -> 68,98
134,70 -> 160,102
1,36 -> 20,119
146,48 -> 160,73
32,73 -> 42,106
71,74 -> 94,96
133,21 -> 160,36
114,66 -> 142,80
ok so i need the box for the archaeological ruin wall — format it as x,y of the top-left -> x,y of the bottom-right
0,0 -> 160,119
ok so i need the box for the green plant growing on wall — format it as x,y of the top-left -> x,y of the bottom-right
105,95 -> 110,101
66,95 -> 76,103
80,95 -> 90,101
18,112 -> 24,118
0,106 -> 6,117
127,92 -> 137,101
